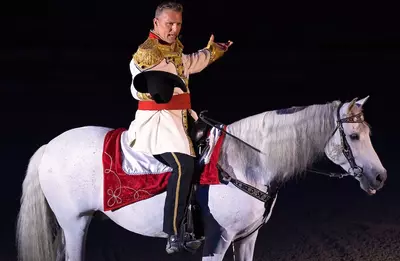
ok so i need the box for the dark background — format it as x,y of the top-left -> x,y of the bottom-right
1,0 -> 399,260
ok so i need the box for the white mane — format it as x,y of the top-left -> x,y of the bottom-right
219,101 -> 340,185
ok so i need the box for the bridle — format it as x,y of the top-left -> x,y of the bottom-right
308,102 -> 365,179
199,101 -> 366,180
335,102 -> 365,177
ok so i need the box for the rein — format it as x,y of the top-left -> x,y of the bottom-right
198,111 -> 263,154
198,104 -> 365,180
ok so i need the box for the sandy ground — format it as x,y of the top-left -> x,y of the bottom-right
82,218 -> 400,261
79,175 -> 400,261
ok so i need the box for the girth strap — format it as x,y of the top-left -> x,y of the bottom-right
217,165 -> 272,202
216,164 -> 281,243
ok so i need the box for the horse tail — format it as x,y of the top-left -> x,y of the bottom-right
16,144 -> 59,261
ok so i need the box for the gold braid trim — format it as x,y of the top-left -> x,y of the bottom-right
181,110 -> 195,156
205,41 -> 226,64
132,38 -> 164,70
137,92 -> 152,101
157,38 -> 189,90
170,152 -> 183,235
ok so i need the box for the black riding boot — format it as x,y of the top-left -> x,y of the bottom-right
154,152 -> 202,254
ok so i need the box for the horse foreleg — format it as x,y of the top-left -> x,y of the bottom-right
201,229 -> 234,261
231,192 -> 278,261
232,230 -> 259,261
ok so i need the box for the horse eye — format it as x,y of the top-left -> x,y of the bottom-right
349,133 -> 360,140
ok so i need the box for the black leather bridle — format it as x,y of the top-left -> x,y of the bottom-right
308,102 -> 365,179
199,101 -> 366,180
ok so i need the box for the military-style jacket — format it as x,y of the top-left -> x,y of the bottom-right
127,31 -> 226,156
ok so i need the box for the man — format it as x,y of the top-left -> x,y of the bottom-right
127,1 -> 233,254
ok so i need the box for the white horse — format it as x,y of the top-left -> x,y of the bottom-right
16,96 -> 387,261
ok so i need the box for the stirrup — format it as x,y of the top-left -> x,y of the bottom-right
181,234 -> 204,254
165,234 -> 203,255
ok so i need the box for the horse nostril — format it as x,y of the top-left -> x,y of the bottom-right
376,171 -> 387,183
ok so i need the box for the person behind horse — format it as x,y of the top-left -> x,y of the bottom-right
127,1 -> 233,255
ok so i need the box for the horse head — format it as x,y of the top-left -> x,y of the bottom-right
324,96 -> 387,195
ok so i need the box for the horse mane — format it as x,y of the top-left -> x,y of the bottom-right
219,100 -> 341,185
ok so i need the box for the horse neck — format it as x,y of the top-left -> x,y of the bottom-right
218,101 -> 340,187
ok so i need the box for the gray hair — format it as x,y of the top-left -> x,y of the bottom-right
155,1 -> 183,17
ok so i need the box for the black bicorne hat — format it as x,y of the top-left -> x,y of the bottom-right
133,71 -> 187,103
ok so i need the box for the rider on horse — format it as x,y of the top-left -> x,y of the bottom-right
127,1 -> 233,255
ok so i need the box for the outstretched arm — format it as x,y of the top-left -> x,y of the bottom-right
183,34 -> 233,74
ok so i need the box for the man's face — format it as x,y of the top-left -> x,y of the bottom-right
153,9 -> 182,44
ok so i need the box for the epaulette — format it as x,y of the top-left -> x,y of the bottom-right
132,38 -> 164,70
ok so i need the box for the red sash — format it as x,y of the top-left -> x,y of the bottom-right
138,93 -> 191,110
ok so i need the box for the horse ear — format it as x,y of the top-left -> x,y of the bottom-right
356,95 -> 370,108
347,97 -> 358,114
